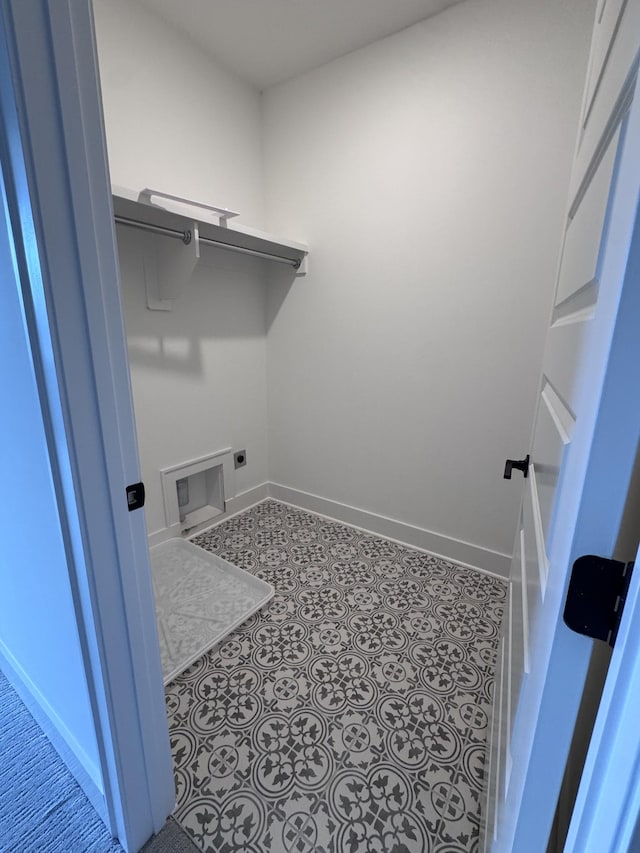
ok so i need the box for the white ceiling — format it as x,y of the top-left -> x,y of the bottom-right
136,0 -> 464,90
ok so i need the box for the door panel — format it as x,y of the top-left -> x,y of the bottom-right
487,0 -> 640,848
491,637 -> 508,844
582,0 -> 628,127
571,0 -> 640,200
556,126 -> 619,306
543,319 -> 596,414
508,534 -> 526,766
523,480 -> 544,622
484,642 -> 500,849
527,463 -> 550,594
540,380 -> 575,446
532,408 -> 567,546
502,604 -> 512,800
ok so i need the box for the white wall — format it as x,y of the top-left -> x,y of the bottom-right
116,228 -> 270,536
262,0 -> 595,567
93,0 -> 270,537
0,196 -> 101,794
93,0 -> 264,225
95,0 -> 595,568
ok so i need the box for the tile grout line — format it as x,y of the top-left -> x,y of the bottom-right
167,499 -> 506,852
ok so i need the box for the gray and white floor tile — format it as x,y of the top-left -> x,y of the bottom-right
165,500 -> 506,853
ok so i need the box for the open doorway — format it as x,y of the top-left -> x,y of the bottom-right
90,0 -> 604,850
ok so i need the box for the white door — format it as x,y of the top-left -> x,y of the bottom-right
485,1 -> 640,850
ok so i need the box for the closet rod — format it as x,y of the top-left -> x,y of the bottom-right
199,234 -> 301,268
114,214 -> 301,269
114,214 -> 192,244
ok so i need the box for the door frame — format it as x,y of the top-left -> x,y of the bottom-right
0,2 -> 174,850
3,1 -> 640,851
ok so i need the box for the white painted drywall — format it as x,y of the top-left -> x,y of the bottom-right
262,0 -> 595,563
93,0 -> 270,537
92,0 -> 264,226
0,205 -> 101,791
95,0 -> 595,566
116,228 -> 270,536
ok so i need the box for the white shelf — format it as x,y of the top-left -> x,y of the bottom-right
112,187 -> 308,271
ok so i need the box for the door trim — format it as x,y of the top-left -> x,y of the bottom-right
0,3 -> 174,849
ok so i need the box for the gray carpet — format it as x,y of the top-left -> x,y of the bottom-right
0,667 -> 122,852
0,668 -> 198,852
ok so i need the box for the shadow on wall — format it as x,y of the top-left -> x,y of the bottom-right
126,335 -> 202,375
116,225 -> 296,374
266,263 -> 296,332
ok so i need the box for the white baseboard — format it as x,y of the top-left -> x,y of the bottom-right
268,482 -> 511,579
147,480 -> 510,578
0,640 -> 107,824
148,482 -> 270,546
222,482 -> 271,522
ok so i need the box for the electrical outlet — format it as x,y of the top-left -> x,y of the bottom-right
234,449 -> 247,469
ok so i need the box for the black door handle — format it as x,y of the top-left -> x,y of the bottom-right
504,454 -> 530,479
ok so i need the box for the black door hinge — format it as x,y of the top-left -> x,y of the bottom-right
563,555 -> 634,647
126,481 -> 145,512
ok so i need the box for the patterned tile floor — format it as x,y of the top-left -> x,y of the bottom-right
165,500 -> 506,853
